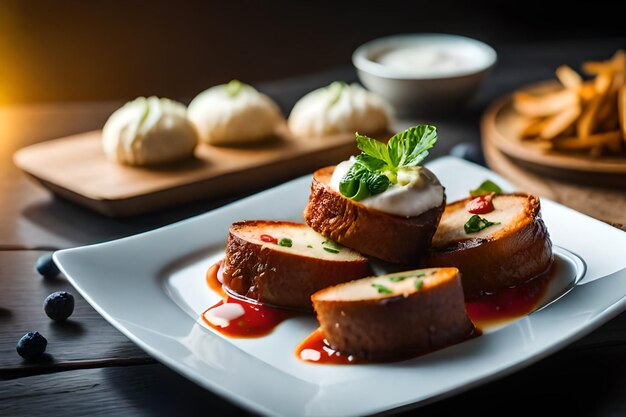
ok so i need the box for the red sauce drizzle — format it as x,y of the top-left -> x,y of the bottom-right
295,328 -> 366,365
201,295 -> 295,338
260,234 -> 278,244
202,261 -> 297,338
205,261 -> 226,299
466,194 -> 495,214
465,268 -> 552,327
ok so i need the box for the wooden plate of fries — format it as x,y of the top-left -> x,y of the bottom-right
481,50 -> 626,186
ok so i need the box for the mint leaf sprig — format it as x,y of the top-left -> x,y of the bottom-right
339,125 -> 438,201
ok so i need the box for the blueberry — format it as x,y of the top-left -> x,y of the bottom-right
44,291 -> 75,321
36,254 -> 60,279
16,331 -> 47,360
449,142 -> 486,167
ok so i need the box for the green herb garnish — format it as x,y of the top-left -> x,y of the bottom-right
278,238 -> 293,247
139,98 -> 150,128
470,180 -> 502,197
321,240 -> 342,254
328,81 -> 347,106
338,165 -> 390,201
389,272 -> 425,282
226,79 -> 244,97
371,283 -> 393,294
339,125 -> 438,201
414,280 -> 424,290
464,215 -> 500,234
306,244 -> 313,248
389,275 -> 408,282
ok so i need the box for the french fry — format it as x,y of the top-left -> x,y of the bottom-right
583,51 -> 624,75
610,50 -> 626,73
551,131 -> 622,152
596,92 -> 617,124
577,94 -> 605,139
579,81 -> 597,101
556,65 -> 582,89
560,124 -> 576,138
583,61 -> 612,75
539,105 -> 582,140
520,118 -> 548,139
595,71 -> 613,95
610,58 -> 625,93
590,136 -> 623,156
513,89 -> 579,117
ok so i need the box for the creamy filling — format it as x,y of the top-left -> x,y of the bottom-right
377,40 -> 493,77
329,158 -> 444,217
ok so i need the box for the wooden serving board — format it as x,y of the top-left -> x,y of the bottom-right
481,81 -> 626,188
483,135 -> 626,230
13,126 -> 367,217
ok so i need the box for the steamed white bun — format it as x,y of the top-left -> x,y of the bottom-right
288,82 -> 391,138
102,96 -> 198,166
187,80 -> 284,145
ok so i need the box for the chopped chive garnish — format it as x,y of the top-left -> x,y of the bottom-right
328,81 -> 347,106
389,272 -> 425,282
321,239 -> 341,253
306,244 -> 313,248
278,238 -> 293,247
389,275 -> 408,282
226,79 -> 243,97
415,280 -> 424,290
371,283 -> 392,294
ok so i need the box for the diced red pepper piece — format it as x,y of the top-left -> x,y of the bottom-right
260,234 -> 278,244
467,194 -> 495,214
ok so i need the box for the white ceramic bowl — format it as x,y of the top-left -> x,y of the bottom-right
353,34 -> 497,116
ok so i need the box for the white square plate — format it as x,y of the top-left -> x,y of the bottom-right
55,157 -> 626,417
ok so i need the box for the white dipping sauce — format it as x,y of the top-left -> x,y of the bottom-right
330,158 -> 444,217
377,40 -> 492,77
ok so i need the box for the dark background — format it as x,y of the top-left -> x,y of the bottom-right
1,0 -> 625,105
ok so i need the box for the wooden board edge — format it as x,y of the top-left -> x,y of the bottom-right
21,141 -> 358,217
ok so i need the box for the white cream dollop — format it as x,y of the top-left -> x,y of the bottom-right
188,80 -> 284,145
102,96 -> 198,166
330,158 -> 444,217
288,82 -> 391,138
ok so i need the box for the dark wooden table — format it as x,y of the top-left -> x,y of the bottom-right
2,39 -> 626,417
